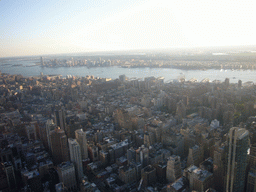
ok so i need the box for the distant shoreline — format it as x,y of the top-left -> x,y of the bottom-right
39,64 -> 252,71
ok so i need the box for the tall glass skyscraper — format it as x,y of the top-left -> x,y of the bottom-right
226,127 -> 249,192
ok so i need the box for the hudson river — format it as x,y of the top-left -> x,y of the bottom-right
1,59 -> 256,83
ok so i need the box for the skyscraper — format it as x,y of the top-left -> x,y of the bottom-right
41,57 -> 44,65
226,127 -> 249,192
3,162 -> 16,191
50,127 -> 69,165
246,144 -> 256,192
54,107 -> 67,133
166,155 -> 182,183
213,144 -> 226,192
46,119 -> 56,152
75,129 -> 88,160
187,145 -> 203,167
68,138 -> 83,182
57,162 -> 77,191
176,100 -> 186,123
127,147 -> 136,163
25,123 -> 37,140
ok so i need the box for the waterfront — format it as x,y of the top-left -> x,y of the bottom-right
1,58 -> 256,83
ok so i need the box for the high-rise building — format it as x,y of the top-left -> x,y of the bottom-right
226,127 -> 249,192
192,168 -> 214,192
127,147 -> 136,163
50,127 -> 69,165
250,144 -> 256,156
57,162 -> 77,191
144,132 -> 155,147
136,145 -> 149,168
166,155 -> 182,184
46,119 -> 56,152
176,100 -> 186,123
130,161 -> 142,182
183,165 -> 214,191
187,145 -> 203,167
141,165 -> 156,187
25,122 -> 37,140
247,169 -> 256,192
0,162 -> 9,191
224,78 -> 230,87
154,161 -> 167,184
119,165 -> 137,184
3,162 -> 16,191
88,144 -> 99,162
119,74 -> 126,82
238,80 -> 242,88
68,138 -> 83,182
213,144 -> 226,192
99,150 -> 109,166
41,57 -> 44,65
246,144 -> 256,192
75,129 -> 88,160
54,107 -> 67,133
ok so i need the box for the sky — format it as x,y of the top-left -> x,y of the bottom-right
1,0 -> 256,57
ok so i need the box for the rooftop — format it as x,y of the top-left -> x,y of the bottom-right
58,161 -> 74,169
22,170 -> 40,179
193,168 -> 213,181
143,165 -> 155,173
187,165 -> 198,173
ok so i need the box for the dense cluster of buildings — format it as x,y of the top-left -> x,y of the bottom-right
40,54 -> 256,70
0,71 -> 256,192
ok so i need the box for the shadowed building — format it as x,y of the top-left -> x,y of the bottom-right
187,145 -> 203,167
166,155 -> 182,184
50,127 -> 69,165
119,165 -> 137,184
57,162 -> 77,191
226,127 -> 249,192
141,165 -> 156,187
54,107 -> 67,133
45,119 -> 56,151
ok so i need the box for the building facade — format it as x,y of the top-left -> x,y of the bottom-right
50,128 -> 69,165
68,138 -> 83,182
226,127 -> 249,192
166,155 -> 182,184
57,162 -> 77,191
75,129 -> 88,160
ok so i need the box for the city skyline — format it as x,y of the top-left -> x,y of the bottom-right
0,70 -> 255,191
1,0 -> 256,57
1,1 -> 256,191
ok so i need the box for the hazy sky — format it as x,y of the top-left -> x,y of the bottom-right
1,0 -> 256,57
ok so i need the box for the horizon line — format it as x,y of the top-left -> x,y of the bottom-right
1,44 -> 256,59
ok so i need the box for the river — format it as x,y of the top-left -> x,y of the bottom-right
0,58 -> 256,83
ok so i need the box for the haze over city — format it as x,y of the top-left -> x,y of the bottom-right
1,0 -> 256,57
2,1 -> 256,192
